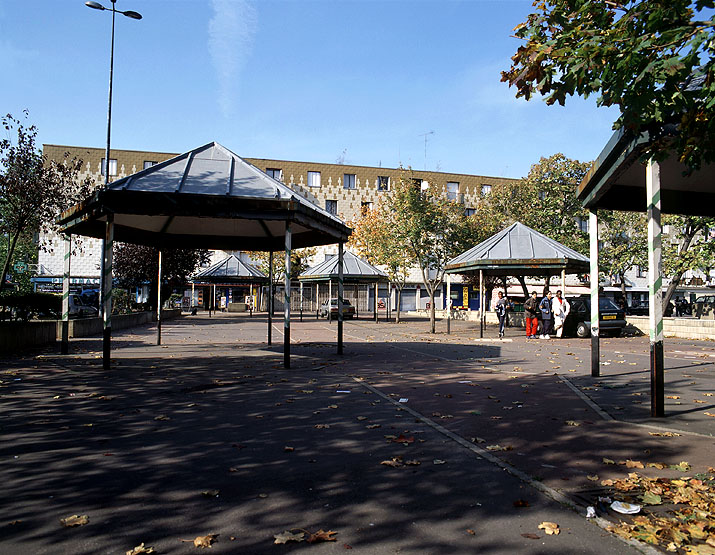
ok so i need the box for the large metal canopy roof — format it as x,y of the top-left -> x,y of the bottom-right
192,254 -> 267,283
57,141 -> 351,249
299,251 -> 388,283
445,221 -> 590,276
577,127 -> 715,216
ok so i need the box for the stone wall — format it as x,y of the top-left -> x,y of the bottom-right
626,316 -> 715,341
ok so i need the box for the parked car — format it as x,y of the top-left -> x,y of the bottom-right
69,294 -> 99,318
626,300 -> 649,316
318,298 -> 355,319
561,296 -> 627,338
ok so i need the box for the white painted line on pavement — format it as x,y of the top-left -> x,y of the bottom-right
559,375 -> 615,421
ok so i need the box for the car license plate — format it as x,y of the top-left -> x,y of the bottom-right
603,314 -> 616,320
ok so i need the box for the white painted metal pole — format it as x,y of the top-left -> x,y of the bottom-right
589,209 -> 600,377
479,269 -> 484,338
157,250 -> 162,346
446,273 -> 451,335
338,243 -> 344,354
646,159 -> 665,417
102,214 -> 114,370
61,234 -> 72,354
284,223 -> 291,368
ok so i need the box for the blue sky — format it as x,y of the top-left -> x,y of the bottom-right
1,0 -> 620,179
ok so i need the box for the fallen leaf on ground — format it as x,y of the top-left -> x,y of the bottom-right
356,416 -> 367,421
641,491 -> 662,505
587,475 -> 599,481
392,434 -> 414,444
381,457 -> 403,467
284,446 -> 294,452
201,490 -> 219,497
513,499 -> 529,507
192,534 -> 218,548
704,412 -> 715,418
314,424 -> 330,429
486,444 -> 512,451
466,529 -> 476,535
538,522 -> 560,535
603,458 -> 616,465
521,533 -> 540,540
671,461 -> 691,471
60,515 -> 89,527
366,424 -> 381,429
306,529 -> 337,543
648,431 -> 680,437
126,543 -> 155,555
433,459 -> 446,465
565,420 -> 581,427
625,460 -> 645,469
666,395 -> 681,399
274,530 -> 305,544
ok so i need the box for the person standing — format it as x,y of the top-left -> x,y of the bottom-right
539,291 -> 554,339
552,290 -> 570,338
495,291 -> 511,338
524,291 -> 539,339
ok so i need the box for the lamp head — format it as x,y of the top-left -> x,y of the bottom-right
123,10 -> 142,19
85,1 -> 106,10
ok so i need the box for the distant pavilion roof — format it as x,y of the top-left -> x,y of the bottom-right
58,141 -> 351,250
192,255 -> 267,283
445,222 -> 590,276
299,251 -> 388,283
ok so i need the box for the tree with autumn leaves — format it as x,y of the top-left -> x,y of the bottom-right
502,0 -> 715,172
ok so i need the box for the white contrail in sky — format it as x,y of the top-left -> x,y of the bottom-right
208,0 -> 256,117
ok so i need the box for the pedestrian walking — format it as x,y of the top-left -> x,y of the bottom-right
552,290 -> 570,338
539,291 -> 553,339
524,291 -> 539,338
495,291 -> 511,338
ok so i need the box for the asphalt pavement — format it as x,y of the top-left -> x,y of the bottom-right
1,312 -> 713,554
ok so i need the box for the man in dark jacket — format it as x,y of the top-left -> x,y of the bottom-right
539,291 -> 554,339
524,291 -> 539,338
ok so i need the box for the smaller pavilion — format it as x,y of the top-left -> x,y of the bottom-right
445,222 -> 590,336
191,254 -> 267,312
299,251 -> 388,321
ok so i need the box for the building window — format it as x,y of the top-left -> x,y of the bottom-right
143,161 -> 157,170
266,168 -> 283,181
481,184 -> 492,195
360,201 -> 373,215
343,174 -> 356,189
101,158 -> 117,177
377,176 -> 390,191
637,266 -> 647,278
307,171 -> 321,188
576,216 -> 589,233
325,200 -> 337,215
446,181 -> 459,201
464,208 -> 476,217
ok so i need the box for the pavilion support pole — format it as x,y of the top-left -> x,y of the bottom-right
479,269 -> 484,338
338,242 -> 344,355
212,284 -> 216,314
299,280 -> 303,322
647,159 -> 665,417
589,209 -> 600,377
102,214 -> 114,370
157,250 -> 162,346
61,234 -> 72,355
561,269 -> 566,295
284,223 -> 292,369
315,282 -> 319,319
355,284 -> 359,319
191,282 -> 195,311
446,273 -> 451,335
328,280 -> 332,323
268,252 -> 273,345
374,282 -> 378,322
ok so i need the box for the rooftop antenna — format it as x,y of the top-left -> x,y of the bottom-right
419,130 -> 434,170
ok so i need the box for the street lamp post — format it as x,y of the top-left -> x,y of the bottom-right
85,0 -> 141,366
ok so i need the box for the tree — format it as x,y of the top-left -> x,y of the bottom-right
661,215 -> 715,311
245,249 -> 316,281
348,204 -> 411,322
521,154 -> 591,254
599,210 -> 648,300
502,0 -> 715,171
0,112 -> 94,291
389,170 -> 476,333
113,243 -> 210,309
